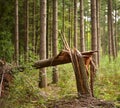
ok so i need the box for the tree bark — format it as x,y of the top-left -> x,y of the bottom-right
68,3 -> 71,47
33,0 -> 36,53
39,0 -> 47,88
71,49 -> 91,96
33,50 -> 97,96
62,0 -> 65,34
91,0 -> 97,66
34,51 -> 70,68
80,0 -> 85,52
46,0 -> 49,59
33,50 -> 97,69
114,1 -> 118,57
52,0 -> 58,83
24,0 -> 29,62
108,0 -> 116,61
74,0 -> 78,48
15,0 -> 19,66
96,0 -> 100,66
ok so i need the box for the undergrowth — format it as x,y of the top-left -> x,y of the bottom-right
1,55 -> 120,107
94,55 -> 120,108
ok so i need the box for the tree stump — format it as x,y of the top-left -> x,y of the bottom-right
70,49 -> 92,96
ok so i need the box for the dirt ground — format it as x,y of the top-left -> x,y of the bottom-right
46,96 -> 115,108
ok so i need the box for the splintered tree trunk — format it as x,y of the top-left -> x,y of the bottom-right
90,61 -> 96,97
33,50 -> 97,68
33,50 -> 96,96
71,49 -> 91,96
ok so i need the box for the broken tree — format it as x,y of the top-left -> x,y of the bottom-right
33,49 -> 97,97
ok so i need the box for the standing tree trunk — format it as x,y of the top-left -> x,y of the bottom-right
71,0 -> 74,48
33,0 -> 36,53
96,0 -> 100,66
46,0 -> 49,59
15,0 -> 19,66
35,2 -> 40,54
62,0 -> 65,34
91,0 -> 97,65
49,4 -> 52,58
24,0 -> 29,62
90,0 -> 97,96
74,0 -> 78,48
108,0 -> 116,61
84,8 -> 89,51
108,1 -> 112,61
52,0 -> 59,83
114,1 -> 118,57
39,0 -> 47,88
68,3 -> 71,47
80,0 -> 85,52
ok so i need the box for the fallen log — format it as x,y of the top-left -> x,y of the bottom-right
33,50 -> 97,69
33,50 -> 71,68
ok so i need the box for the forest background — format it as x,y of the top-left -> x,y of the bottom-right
0,0 -> 120,107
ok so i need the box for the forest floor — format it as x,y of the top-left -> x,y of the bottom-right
45,96 -> 115,108
1,57 -> 120,108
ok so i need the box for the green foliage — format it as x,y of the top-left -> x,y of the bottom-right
94,55 -> 120,101
4,64 -> 47,108
0,0 -> 14,62
0,31 -> 14,62
2,55 -> 120,107
57,64 -> 77,97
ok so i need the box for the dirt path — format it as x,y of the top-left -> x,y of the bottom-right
46,96 -> 115,108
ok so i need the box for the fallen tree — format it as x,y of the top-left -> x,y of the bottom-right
33,50 -> 97,69
33,49 -> 97,97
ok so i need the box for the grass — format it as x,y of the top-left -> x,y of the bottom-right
94,55 -> 120,107
94,55 -> 120,101
1,55 -> 120,107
